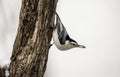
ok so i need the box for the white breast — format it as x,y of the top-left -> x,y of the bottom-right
52,29 -> 73,51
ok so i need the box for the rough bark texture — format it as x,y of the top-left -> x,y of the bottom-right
0,67 -> 5,77
0,65 -> 9,77
9,0 -> 57,77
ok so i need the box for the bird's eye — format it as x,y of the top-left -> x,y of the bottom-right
72,43 -> 76,45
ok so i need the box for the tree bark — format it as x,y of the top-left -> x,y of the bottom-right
9,0 -> 57,77
0,67 -> 5,77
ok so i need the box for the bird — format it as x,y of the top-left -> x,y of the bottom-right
52,13 -> 86,51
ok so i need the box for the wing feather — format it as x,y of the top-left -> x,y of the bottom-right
56,13 -> 69,44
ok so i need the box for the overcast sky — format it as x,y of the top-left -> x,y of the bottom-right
0,0 -> 120,77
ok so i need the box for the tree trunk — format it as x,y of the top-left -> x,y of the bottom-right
9,0 -> 57,77
0,67 -> 5,77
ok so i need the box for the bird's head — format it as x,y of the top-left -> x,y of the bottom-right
68,38 -> 86,49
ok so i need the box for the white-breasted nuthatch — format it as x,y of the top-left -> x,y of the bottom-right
52,13 -> 86,50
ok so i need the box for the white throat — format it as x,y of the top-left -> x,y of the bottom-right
53,29 -> 74,51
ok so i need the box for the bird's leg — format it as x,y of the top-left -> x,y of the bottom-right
48,42 -> 54,48
50,42 -> 54,46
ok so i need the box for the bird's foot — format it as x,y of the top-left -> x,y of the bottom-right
49,42 -> 54,48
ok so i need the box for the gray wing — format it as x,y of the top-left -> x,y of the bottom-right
56,13 -> 69,44
58,27 -> 68,44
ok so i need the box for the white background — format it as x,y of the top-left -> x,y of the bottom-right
0,0 -> 120,77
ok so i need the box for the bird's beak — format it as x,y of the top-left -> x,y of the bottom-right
78,45 -> 86,48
